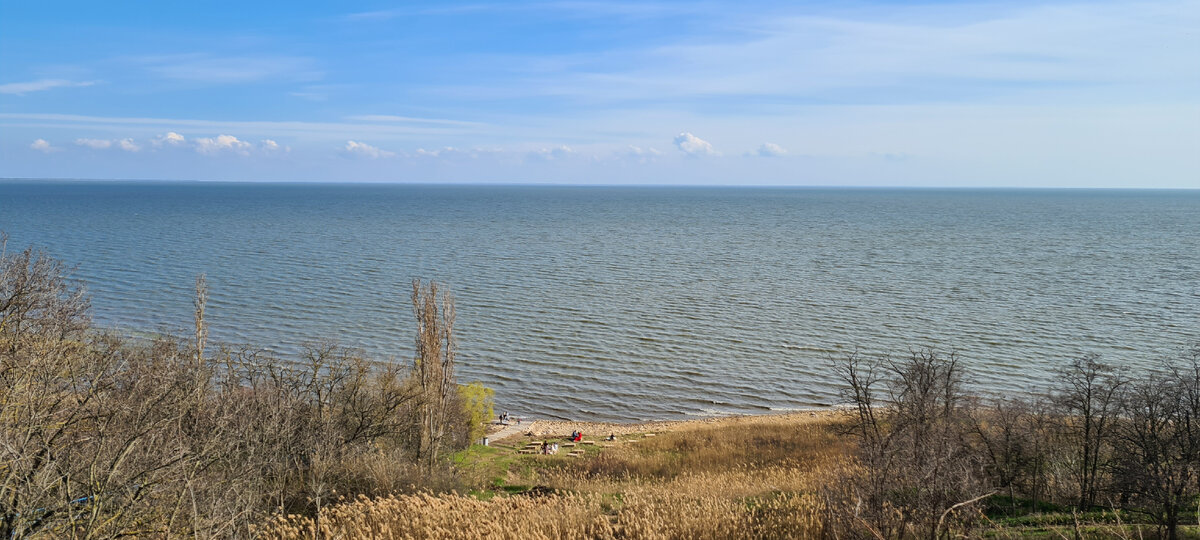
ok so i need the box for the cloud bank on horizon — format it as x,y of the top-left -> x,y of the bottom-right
0,0 -> 1197,187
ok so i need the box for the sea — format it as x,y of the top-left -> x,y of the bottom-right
1,181 -> 1197,422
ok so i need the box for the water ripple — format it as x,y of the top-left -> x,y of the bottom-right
2,183 -> 1198,422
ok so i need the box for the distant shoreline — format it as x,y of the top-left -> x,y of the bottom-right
3,177 -> 1199,191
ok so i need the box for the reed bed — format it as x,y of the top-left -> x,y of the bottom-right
255,485 -> 829,539
256,414 -> 848,539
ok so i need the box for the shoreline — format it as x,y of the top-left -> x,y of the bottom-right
487,407 -> 847,443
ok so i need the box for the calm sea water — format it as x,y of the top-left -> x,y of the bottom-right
1,181 -> 1197,421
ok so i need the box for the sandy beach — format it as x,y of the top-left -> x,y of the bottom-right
487,408 -> 845,443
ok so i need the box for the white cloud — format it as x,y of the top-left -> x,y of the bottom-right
413,146 -> 515,162
674,132 -> 717,156
0,79 -> 95,95
73,137 -> 142,152
155,132 -> 187,146
343,140 -> 395,159
529,145 -> 575,160
755,143 -> 788,157
194,134 -> 252,155
622,145 -> 663,163
415,146 -> 473,158
30,139 -> 59,153
75,138 -> 113,149
60,132 -> 274,155
261,139 -> 289,153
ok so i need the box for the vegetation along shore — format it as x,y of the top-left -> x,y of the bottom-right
3,238 -> 1199,539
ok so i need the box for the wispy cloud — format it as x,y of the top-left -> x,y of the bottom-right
288,91 -> 327,101
341,7 -> 414,21
261,139 -> 289,153
75,138 -> 113,149
528,145 -> 575,161
621,145 -> 663,163
0,113 -> 477,140
0,79 -> 96,95
415,146 -> 472,159
346,115 -> 486,127
132,54 -> 321,84
428,0 -> 1198,107
342,140 -> 396,159
341,4 -> 548,22
343,2 -> 707,22
754,143 -> 788,157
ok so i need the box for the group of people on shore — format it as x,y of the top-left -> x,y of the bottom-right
567,430 -> 617,442
567,430 -> 618,442
530,430 -> 620,455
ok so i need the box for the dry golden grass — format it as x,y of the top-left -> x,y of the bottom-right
255,479 -> 832,540
256,412 -> 851,539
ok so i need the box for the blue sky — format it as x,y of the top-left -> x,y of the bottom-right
1,1 -> 1197,186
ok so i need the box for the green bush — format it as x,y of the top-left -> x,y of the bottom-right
459,381 -> 495,444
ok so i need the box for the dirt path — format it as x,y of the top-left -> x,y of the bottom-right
486,420 -> 532,442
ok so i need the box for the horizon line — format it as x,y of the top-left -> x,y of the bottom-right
2,177 -> 1198,191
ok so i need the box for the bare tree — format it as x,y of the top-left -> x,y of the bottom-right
0,235 -> 96,537
831,350 -> 904,538
1021,397 -> 1058,513
1111,347 -> 1200,540
968,396 -> 1033,516
1054,354 -> 1126,510
194,274 -> 208,364
0,234 -> 89,345
0,243 -> 450,537
410,279 -> 458,472
831,349 -> 988,540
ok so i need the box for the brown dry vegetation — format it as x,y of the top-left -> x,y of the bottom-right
258,352 -> 1200,540
256,413 -> 850,539
7,238 -> 1200,539
0,238 -> 485,538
